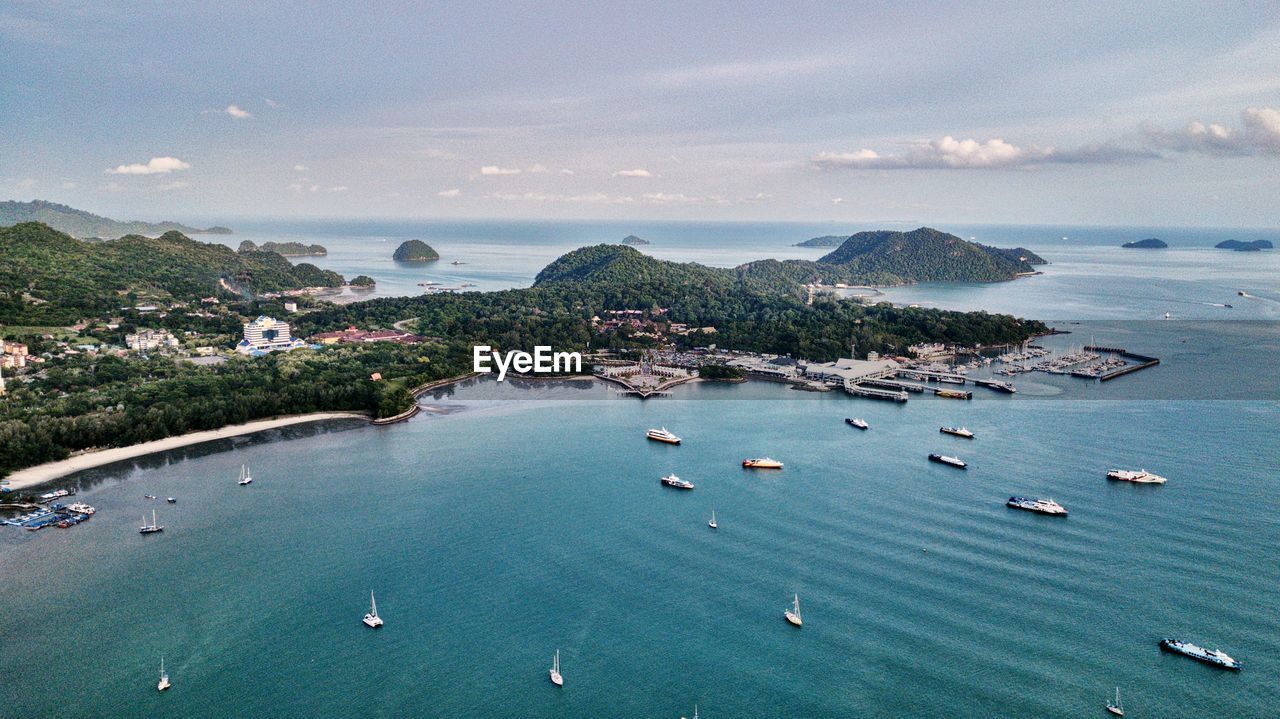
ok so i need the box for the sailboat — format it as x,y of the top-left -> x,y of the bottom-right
1106,687 -> 1124,716
362,590 -> 383,628
549,649 -> 563,686
139,509 -> 164,534
784,594 -> 802,627
680,705 -> 700,719
237,463 -> 253,486
157,656 -> 170,691
708,510 -> 717,530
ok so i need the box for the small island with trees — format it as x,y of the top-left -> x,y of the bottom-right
1122,238 -> 1168,249
349,275 -> 377,288
239,240 -> 328,256
622,235 -> 651,246
1215,239 -> 1273,252
393,239 -> 440,262
795,235 -> 849,248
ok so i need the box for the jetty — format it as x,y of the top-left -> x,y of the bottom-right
1081,346 -> 1160,381
595,361 -> 695,399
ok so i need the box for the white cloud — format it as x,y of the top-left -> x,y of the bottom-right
831,197 -> 845,204
437,188 -> 462,198
560,169 -> 575,175
814,136 -> 1153,170
1146,106 -> 1280,156
293,164 -> 308,172
107,156 -> 191,175
613,168 -> 653,178
480,165 -> 522,176
739,192 -> 774,203
263,98 -> 281,108
490,191 -> 633,204
225,104 -> 251,119
528,164 -> 550,174
642,192 -> 729,205
327,185 -> 348,193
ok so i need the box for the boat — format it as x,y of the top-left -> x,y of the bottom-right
936,389 -> 971,399
1005,496 -> 1068,516
1107,469 -> 1167,484
1159,638 -> 1241,670
549,649 -> 563,686
940,426 -> 974,439
362,590 -> 384,628
139,509 -> 164,534
928,453 -> 967,469
742,457 -> 783,469
157,656 -> 170,692
238,463 -> 252,486
845,417 -> 869,430
784,594 -> 802,627
708,510 -> 717,529
681,705 -> 700,719
143,494 -> 157,500
661,474 -> 694,490
450,260 -> 466,265
985,380 -> 1017,393
166,497 -> 177,503
646,427 -> 682,444
1106,687 -> 1124,716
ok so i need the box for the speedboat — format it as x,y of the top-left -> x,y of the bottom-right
845,418 -> 869,430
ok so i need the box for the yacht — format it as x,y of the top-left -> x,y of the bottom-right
927,453 -> 967,469
549,649 -> 563,686
1005,496 -> 1068,516
742,457 -> 783,469
661,474 -> 694,490
784,594 -> 802,627
1107,469 -> 1167,484
238,464 -> 253,485
939,426 -> 974,439
708,510 -> 717,529
139,509 -> 164,534
646,427 -> 682,445
1106,687 -> 1124,716
845,417 -> 869,430
157,656 -> 170,692
1159,638 -> 1241,670
363,590 -> 384,628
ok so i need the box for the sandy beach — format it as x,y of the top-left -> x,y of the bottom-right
1,412 -> 370,492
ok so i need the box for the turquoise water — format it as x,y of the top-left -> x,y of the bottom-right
2,384 -> 1278,717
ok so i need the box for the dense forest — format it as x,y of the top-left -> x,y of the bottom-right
238,240 -> 328,256
0,223 -> 344,324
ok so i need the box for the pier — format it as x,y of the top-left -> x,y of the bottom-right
845,382 -> 909,402
863,379 -> 928,393
1082,346 -> 1161,381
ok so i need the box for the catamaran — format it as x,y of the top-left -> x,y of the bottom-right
1106,687 -> 1124,716
363,590 -> 383,628
549,649 -> 563,686
784,594 -> 802,627
238,464 -> 253,485
139,509 -> 164,534
157,656 -> 170,692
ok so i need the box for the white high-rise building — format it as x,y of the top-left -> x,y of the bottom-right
236,316 -> 307,355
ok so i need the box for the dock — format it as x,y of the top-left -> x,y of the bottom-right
1082,346 -> 1160,381
845,383 -> 909,402
863,379 -> 928,393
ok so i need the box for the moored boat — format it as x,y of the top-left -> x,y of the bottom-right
784,594 -> 802,627
928,453 -> 967,469
1107,469 -> 1167,484
646,427 -> 682,445
661,474 -> 694,489
1006,496 -> 1068,516
363,590 -> 384,628
940,426 -> 974,439
237,463 -> 253,486
845,417 -> 869,430
1159,638 -> 1241,670
742,457 -> 783,469
139,509 -> 164,534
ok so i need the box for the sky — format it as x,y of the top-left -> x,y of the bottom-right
2,1 -> 1279,227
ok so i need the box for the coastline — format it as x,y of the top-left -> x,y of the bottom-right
2,411 -> 370,492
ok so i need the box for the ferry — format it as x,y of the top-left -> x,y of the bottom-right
646,427 -> 682,445
661,474 -> 694,490
928,454 -> 967,469
845,417 -> 869,430
1159,638 -> 1241,670
939,426 -> 974,439
986,380 -> 1017,394
1006,496 -> 1068,516
742,457 -> 783,469
1107,469 -> 1167,484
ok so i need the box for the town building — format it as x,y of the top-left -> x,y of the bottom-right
800,357 -> 900,385
308,326 -> 424,345
236,316 -> 307,355
125,329 -> 180,352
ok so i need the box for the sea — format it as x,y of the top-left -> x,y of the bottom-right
1,219 -> 1278,718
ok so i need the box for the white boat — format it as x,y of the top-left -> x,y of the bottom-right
680,705 -> 700,719
363,590 -> 384,628
157,656 -> 170,692
549,649 -> 563,686
1106,687 -> 1124,716
784,594 -> 802,627
939,426 -> 974,439
139,509 -> 164,534
646,427 -> 682,445
238,464 -> 252,485
661,474 -> 694,490
845,417 -> 869,430
742,457 -> 783,469
708,510 -> 717,529
1107,469 -> 1167,484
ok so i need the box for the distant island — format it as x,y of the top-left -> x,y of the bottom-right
239,240 -> 328,257
349,275 -> 377,287
795,235 -> 848,248
1215,239 -> 1273,252
392,239 -> 439,262
0,199 -> 231,239
621,234 -> 650,246
1122,238 -> 1168,249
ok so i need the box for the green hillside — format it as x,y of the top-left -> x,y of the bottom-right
0,199 -> 230,239
815,227 -> 1037,283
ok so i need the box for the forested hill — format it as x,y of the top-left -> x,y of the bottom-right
0,200 -> 231,239
814,227 -> 1039,282
0,222 -> 343,324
